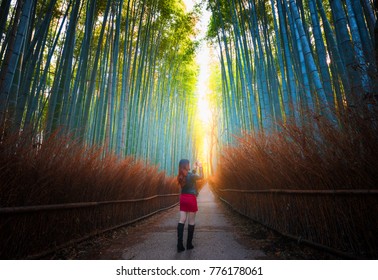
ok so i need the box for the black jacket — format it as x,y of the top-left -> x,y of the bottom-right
181,167 -> 203,195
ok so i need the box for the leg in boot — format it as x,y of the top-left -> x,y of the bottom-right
177,223 -> 185,252
187,224 -> 195,250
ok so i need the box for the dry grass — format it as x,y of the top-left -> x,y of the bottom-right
211,106 -> 378,258
214,109 -> 378,191
0,130 -> 179,259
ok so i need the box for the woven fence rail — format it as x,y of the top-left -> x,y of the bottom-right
0,193 -> 179,259
215,188 -> 378,259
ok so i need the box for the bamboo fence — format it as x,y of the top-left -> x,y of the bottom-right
214,187 -> 378,259
0,194 -> 179,259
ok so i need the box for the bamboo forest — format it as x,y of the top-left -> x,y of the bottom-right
0,0 -> 378,260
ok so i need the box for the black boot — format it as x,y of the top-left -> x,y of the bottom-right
177,223 -> 185,252
187,224 -> 195,250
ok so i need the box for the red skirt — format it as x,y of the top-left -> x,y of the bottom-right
179,194 -> 198,212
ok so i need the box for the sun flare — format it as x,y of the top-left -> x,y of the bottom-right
182,0 -> 195,11
183,0 -> 214,175
194,44 -> 212,175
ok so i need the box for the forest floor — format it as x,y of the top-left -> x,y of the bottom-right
46,184 -> 340,260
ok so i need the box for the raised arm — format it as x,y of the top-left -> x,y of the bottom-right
193,162 -> 203,180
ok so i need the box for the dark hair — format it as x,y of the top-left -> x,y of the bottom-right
177,159 -> 190,187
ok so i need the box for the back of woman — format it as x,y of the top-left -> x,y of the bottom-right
176,159 -> 203,252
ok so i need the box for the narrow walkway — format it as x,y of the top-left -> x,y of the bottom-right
83,184 -> 267,259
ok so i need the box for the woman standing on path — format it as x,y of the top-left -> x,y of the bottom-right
176,159 -> 203,252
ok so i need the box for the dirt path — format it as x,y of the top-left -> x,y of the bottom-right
51,184 -> 339,260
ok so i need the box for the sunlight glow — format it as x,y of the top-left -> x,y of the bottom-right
195,46 -> 212,174
197,48 -> 211,126
191,0 -> 213,176
182,0 -> 195,11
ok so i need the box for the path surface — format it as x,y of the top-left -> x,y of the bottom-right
53,184 -> 338,260
79,184 -> 266,259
